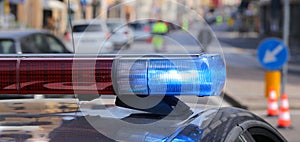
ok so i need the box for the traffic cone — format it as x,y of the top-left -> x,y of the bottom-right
278,93 -> 292,128
267,87 -> 279,117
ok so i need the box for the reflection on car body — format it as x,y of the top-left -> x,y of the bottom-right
0,98 -> 286,142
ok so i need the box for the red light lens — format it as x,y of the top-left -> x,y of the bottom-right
0,59 -> 17,94
0,57 -> 114,95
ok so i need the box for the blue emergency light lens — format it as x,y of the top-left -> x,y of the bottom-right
114,55 -> 225,97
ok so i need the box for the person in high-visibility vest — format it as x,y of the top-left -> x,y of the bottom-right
182,16 -> 189,31
216,15 -> 223,25
151,21 -> 168,52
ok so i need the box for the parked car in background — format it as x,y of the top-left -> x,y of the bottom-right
106,18 -> 134,49
71,20 -> 114,54
0,30 -> 71,54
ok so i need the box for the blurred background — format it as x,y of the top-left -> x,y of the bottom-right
1,0 -> 299,55
1,0 -> 300,141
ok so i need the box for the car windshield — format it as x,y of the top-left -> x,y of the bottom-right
107,22 -> 123,31
0,39 -> 15,54
73,24 -> 102,32
129,22 -> 147,30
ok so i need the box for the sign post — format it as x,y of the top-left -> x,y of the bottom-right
0,0 -> 3,17
282,0 -> 290,96
265,71 -> 281,98
257,38 -> 289,98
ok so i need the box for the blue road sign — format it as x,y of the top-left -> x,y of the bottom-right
80,0 -> 87,6
257,38 -> 289,71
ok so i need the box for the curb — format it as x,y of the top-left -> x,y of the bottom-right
223,91 -> 248,110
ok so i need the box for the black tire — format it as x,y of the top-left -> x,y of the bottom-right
200,107 -> 286,142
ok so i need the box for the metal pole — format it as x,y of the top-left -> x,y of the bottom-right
0,1 -> 4,17
282,0 -> 290,95
135,0 -> 139,19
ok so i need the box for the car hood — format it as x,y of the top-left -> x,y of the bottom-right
0,98 -> 219,142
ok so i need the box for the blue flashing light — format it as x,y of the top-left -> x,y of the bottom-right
171,135 -> 195,142
148,58 -> 212,96
165,124 -> 203,142
114,54 -> 225,97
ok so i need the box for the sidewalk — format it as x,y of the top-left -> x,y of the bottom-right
211,25 -> 300,110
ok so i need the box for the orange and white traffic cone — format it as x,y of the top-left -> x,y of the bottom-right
278,93 -> 292,128
267,87 -> 279,117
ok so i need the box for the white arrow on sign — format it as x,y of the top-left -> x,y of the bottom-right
263,45 -> 284,63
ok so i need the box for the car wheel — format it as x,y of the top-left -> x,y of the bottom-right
200,107 -> 286,142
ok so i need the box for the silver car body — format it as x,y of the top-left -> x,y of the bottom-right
72,20 -> 114,54
106,19 -> 134,49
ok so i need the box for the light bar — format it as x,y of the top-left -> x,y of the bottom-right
0,54 -> 225,96
113,54 -> 225,97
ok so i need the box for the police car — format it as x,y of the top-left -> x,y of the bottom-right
0,53 -> 286,142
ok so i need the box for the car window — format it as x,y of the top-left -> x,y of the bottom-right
21,34 -> 51,53
129,23 -> 144,30
21,35 -> 39,53
35,34 -> 50,52
107,22 -> 123,31
73,24 -> 102,32
0,40 -> 15,54
44,35 -> 66,53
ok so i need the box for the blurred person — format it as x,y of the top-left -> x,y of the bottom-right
245,3 -> 255,32
182,16 -> 189,31
227,17 -> 235,30
216,15 -> 223,25
46,17 -> 55,31
151,20 -> 168,52
204,8 -> 216,25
